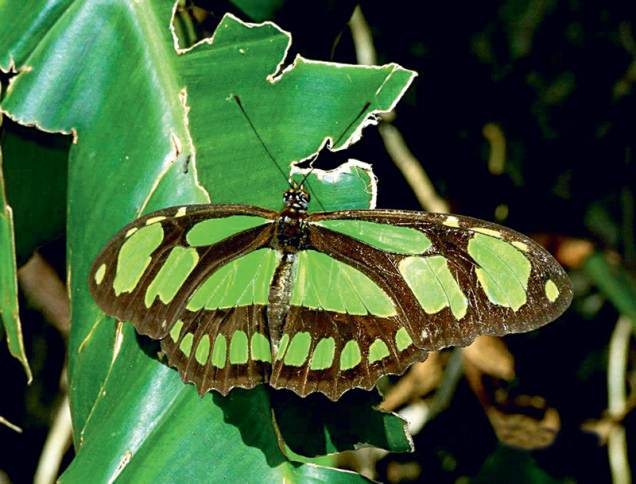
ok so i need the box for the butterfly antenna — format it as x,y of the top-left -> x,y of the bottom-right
232,95 -> 290,186
299,101 -> 372,187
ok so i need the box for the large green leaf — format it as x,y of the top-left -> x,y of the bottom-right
0,118 -> 31,381
1,2 -> 416,480
0,0 -> 74,70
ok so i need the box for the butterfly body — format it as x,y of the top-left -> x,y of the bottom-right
267,187 -> 313,349
89,186 -> 571,400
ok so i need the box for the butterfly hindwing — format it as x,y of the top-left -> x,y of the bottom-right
160,304 -> 271,395
305,210 -> 572,352
270,307 -> 427,400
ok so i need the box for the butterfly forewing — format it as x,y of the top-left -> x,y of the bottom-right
89,202 -> 571,401
89,204 -> 277,338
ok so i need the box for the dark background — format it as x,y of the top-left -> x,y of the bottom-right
1,1 -> 636,482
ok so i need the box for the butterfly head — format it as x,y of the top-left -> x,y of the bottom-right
283,183 -> 310,213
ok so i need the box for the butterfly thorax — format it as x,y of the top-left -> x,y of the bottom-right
274,187 -> 310,251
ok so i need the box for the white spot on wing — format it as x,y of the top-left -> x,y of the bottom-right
443,216 -> 459,228
146,216 -> 166,225
512,241 -> 529,252
471,227 -> 501,238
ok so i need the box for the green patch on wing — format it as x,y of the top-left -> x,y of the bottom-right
179,333 -> 194,357
195,335 -> 211,365
186,215 -> 269,247
309,337 -> 336,370
291,250 -> 396,316
315,219 -> 431,254
545,279 -> 559,302
229,330 -> 249,364
468,234 -> 531,311
144,246 -> 199,307
251,333 -> 272,363
113,223 -> 164,296
368,339 -> 390,363
211,334 -> 228,369
395,328 -> 413,352
340,340 -> 362,370
187,248 -> 278,311
169,320 -> 184,342
284,332 -> 312,366
399,255 -> 468,319
94,263 -> 106,285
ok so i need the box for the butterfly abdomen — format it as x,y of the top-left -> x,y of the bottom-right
267,252 -> 297,352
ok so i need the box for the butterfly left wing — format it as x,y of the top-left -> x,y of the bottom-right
301,209 -> 572,353
89,204 -> 279,394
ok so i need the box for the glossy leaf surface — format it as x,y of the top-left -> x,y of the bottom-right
0,1 -> 415,480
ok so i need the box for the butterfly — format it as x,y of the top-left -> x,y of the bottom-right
89,180 -> 572,401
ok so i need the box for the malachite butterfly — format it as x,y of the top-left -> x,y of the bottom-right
89,183 -> 572,400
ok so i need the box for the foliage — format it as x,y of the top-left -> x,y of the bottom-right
0,1 -> 415,481
1,0 -> 636,483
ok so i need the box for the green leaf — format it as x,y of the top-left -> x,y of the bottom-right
471,446 -> 563,484
1,2 -> 415,480
274,389 -> 413,457
0,0 -> 74,70
0,119 -> 31,381
584,252 -> 636,324
290,161 -> 378,212
60,325 -> 367,483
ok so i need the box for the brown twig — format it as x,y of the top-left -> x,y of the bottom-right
18,252 -> 70,338
18,252 -> 72,482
